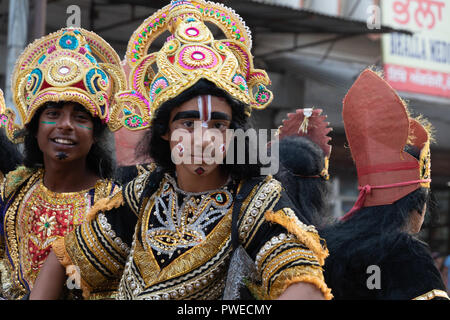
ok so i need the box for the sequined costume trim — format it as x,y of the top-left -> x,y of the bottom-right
86,191 -> 124,221
269,267 -> 333,300
265,208 -> 328,265
1,167 -> 118,299
253,233 -> 331,300
124,169 -> 152,216
55,171 -> 331,300
238,177 -> 281,246
2,166 -> 36,200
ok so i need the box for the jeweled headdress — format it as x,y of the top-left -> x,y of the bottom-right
0,28 -> 126,143
277,108 -> 332,180
111,0 -> 273,131
340,69 -> 432,221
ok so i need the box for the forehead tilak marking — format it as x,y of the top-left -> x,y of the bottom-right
197,95 -> 211,127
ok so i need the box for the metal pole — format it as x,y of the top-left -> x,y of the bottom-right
5,0 -> 29,124
31,0 -> 47,41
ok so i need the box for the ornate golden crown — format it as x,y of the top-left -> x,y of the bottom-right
110,0 -> 273,131
0,28 -> 126,143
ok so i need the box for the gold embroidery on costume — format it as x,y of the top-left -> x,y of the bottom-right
56,171 -> 331,300
265,208 -> 328,265
86,191 -> 124,221
3,166 -> 36,200
1,168 -> 118,299
124,169 -> 152,216
239,177 -> 282,246
143,175 -> 233,257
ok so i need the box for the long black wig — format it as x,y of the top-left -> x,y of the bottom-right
319,143 -> 442,299
0,127 -> 23,175
273,135 -> 331,227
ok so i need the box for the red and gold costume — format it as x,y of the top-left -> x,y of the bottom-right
0,167 -> 119,299
0,28 -> 125,299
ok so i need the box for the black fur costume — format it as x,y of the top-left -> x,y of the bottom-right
321,188 -> 448,300
0,127 -> 23,177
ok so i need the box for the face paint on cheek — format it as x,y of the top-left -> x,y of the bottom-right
76,124 -> 93,130
176,142 -> 184,155
195,167 -> 205,175
41,121 -> 56,125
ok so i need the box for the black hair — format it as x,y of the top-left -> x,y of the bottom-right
0,127 -> 23,174
273,136 -> 331,227
137,79 -> 265,181
321,187 -> 430,298
20,101 -> 115,179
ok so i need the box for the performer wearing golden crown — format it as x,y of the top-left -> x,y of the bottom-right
0,28 -> 126,299
31,0 -> 332,300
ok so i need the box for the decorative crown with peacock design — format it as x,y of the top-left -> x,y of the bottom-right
110,0 -> 273,131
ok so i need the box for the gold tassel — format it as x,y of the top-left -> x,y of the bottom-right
298,117 -> 309,134
52,237 -> 73,268
86,192 -> 124,221
265,210 -> 328,265
269,274 -> 333,300
52,237 -> 93,299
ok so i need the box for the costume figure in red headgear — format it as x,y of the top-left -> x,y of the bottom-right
321,69 -> 449,300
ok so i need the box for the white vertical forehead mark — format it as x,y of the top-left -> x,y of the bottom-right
197,96 -> 204,122
207,95 -> 212,122
197,95 -> 211,128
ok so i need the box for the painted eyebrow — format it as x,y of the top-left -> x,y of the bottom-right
74,104 -> 89,112
210,112 -> 231,121
172,111 -> 231,122
43,103 -> 89,115
44,103 -> 63,110
172,111 -> 200,122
